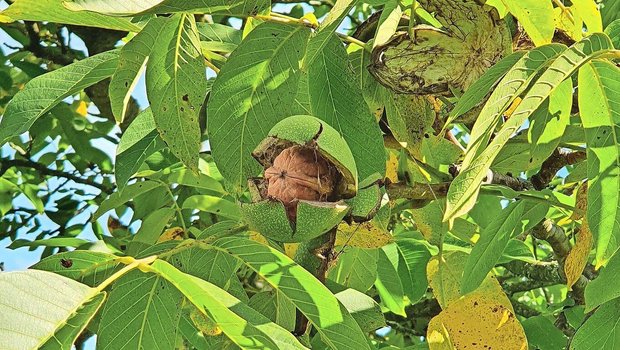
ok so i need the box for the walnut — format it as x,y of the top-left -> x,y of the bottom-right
264,146 -> 335,220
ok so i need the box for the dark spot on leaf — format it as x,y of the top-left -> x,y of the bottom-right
424,133 -> 430,138
180,107 -> 185,112
124,82 -> 129,87
60,258 -> 73,268
182,94 -> 189,102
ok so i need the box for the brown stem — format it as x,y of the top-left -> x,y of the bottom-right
531,219 -> 588,305
531,149 -> 586,190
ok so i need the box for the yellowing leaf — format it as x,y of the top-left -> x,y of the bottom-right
335,221 -> 393,249
284,243 -> 299,259
248,231 -> 269,246
427,251 -> 513,312
571,0 -> 603,33
504,97 -> 522,118
572,182 -> 588,220
554,7 -> 584,41
190,307 -> 223,336
565,220 -> 593,290
157,227 -> 185,242
385,151 -> 399,184
75,100 -> 89,116
427,293 -> 527,350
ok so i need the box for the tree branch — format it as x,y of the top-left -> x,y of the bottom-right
531,219 -> 588,304
531,149 -> 586,190
0,158 -> 113,194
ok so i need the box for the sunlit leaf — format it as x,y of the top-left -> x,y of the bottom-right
0,270 -> 105,350
578,60 -> 620,266
207,22 -> 310,192
212,237 -> 372,350
146,14 -> 207,171
0,0 -> 140,31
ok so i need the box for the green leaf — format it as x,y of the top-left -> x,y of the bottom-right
64,0 -> 270,16
182,195 -> 240,220
349,45 -> 384,116
248,290 -> 296,331
0,50 -> 118,144
446,34 -> 613,222
375,245 -> 406,316
521,315 -> 568,350
212,237 -> 372,350
461,200 -> 525,295
197,22 -> 242,53
110,18 -> 166,122
129,207 -> 176,252
207,22 -> 310,192
528,78 -> 573,168
384,93 -> 434,160
585,244 -> 620,311
9,237 -> 90,249
93,180 -> 164,220
146,14 -> 207,171
571,297 -> 620,349
165,168 -> 225,193
448,51 -> 526,122
308,34 -> 385,185
328,247 -> 378,292
500,0 -> 554,45
606,19 -> 620,49
115,108 -> 165,190
149,259 -> 307,349
0,0 -> 141,31
0,269 -> 104,349
373,0 -> 402,49
334,288 -> 385,332
97,270 -> 182,350
303,0 -> 357,68
579,60 -> 620,266
601,0 -> 620,27
395,239 -> 432,303
32,251 -> 122,287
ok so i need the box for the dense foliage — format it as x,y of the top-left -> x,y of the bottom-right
0,0 -> 619,349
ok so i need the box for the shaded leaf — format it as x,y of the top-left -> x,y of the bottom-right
146,14 -> 207,171
328,247 -> 378,292
115,108 -> 165,190
0,50 -> 118,143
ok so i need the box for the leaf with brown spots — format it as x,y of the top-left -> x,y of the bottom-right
427,292 -> 527,350
157,227 -> 185,243
565,220 -> 593,290
335,221 -> 393,249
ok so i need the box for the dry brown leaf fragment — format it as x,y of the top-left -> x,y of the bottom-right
565,220 -> 593,290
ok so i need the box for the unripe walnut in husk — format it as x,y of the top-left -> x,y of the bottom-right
369,0 -> 512,95
242,115 -> 357,243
